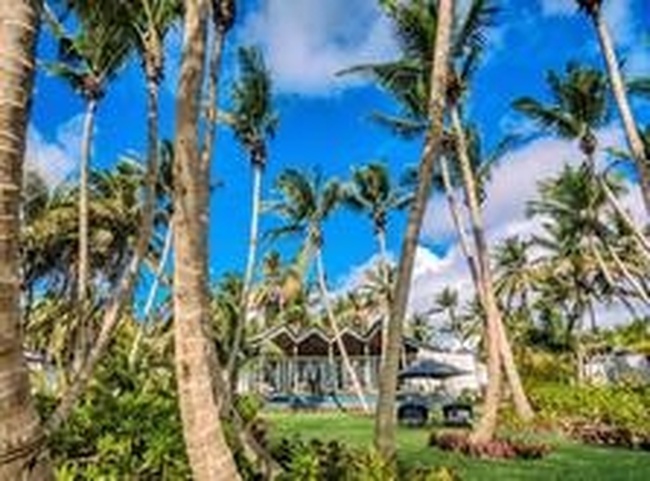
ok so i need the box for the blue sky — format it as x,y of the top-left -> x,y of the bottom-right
27,0 -> 650,319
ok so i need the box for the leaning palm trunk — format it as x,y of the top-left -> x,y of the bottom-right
47,60 -> 161,433
374,0 -> 454,459
128,219 -> 174,367
315,248 -> 369,414
172,0 -> 240,479
605,242 -> 650,306
590,9 -> 650,215
440,155 -> 480,283
600,177 -> 650,256
0,1 -> 53,478
449,107 -> 503,442
451,109 -> 533,425
228,162 -> 263,391
74,97 -> 97,371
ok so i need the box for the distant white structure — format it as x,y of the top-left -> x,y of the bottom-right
585,351 -> 650,384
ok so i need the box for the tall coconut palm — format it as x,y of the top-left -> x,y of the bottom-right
267,168 -> 369,413
44,1 -> 132,368
348,0 -> 532,440
0,1 -> 53,479
223,45 -> 278,387
513,62 -> 608,169
342,162 -> 410,363
372,0 -> 454,458
171,0 -> 240,478
575,0 -> 650,214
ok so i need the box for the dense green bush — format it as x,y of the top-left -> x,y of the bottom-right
37,334 -> 191,480
505,382 -> 650,449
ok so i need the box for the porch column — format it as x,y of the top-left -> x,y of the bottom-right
292,345 -> 299,392
364,343 -> 371,390
328,342 -> 334,391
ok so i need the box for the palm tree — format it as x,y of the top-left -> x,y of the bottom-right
0,1 -> 53,479
528,165 -> 649,381
372,0 -> 454,458
346,0 -> 534,441
433,287 -> 461,335
267,168 -> 369,413
575,0 -> 650,214
224,46 -> 278,387
513,62 -> 608,169
494,237 -> 535,317
171,0 -> 240,478
44,2 -> 133,367
342,162 -> 410,363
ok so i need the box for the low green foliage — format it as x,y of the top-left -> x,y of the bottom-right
528,382 -> 650,438
266,411 -> 650,481
271,436 -> 458,481
37,330 -> 191,480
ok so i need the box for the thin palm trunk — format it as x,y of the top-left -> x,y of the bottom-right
172,0 -> 240,478
47,64 -> 161,432
591,10 -> 650,215
0,1 -> 53,478
375,0 -> 453,458
315,247 -> 369,414
75,97 -> 97,371
600,177 -> 650,256
450,107 -> 533,430
605,242 -> 650,305
376,227 -> 389,367
440,155 -> 480,285
129,218 -> 174,367
575,302 -> 586,384
228,162 -> 262,390
449,106 -> 502,443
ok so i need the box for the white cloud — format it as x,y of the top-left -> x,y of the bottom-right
422,125 -> 630,241
25,115 -> 83,188
239,0 -> 398,95
339,127 -> 647,333
539,0 -> 575,16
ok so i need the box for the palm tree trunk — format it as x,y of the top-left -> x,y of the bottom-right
376,227 -> 389,367
374,0 -> 454,459
450,107 -> 533,432
227,162 -> 263,390
605,242 -> 650,305
600,177 -> 650,256
449,106 -> 502,443
129,218 -> 174,367
172,1 -> 240,479
315,247 -> 369,413
0,1 -> 53,478
591,11 -> 650,215
75,97 -> 97,371
47,67 -> 161,433
440,155 -> 481,286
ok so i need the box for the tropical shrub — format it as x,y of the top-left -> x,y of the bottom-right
499,381 -> 650,449
429,431 -> 551,460
37,331 -> 191,480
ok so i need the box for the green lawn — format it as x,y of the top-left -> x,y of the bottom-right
264,411 -> 650,480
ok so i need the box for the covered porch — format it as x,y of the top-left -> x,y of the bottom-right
243,323 -> 419,395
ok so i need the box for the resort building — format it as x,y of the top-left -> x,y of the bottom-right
239,321 -> 484,398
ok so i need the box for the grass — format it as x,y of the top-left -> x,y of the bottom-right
264,411 -> 650,480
